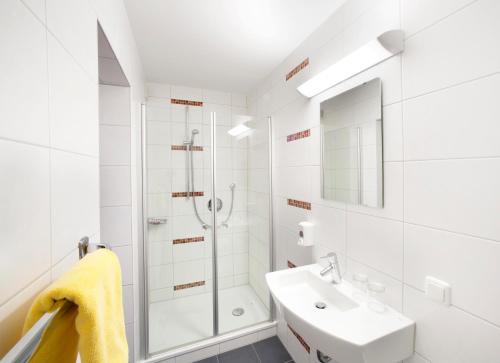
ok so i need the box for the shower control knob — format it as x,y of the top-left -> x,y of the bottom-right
208,198 -> 223,212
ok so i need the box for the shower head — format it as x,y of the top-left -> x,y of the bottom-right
229,183 -> 236,190
190,129 -> 199,144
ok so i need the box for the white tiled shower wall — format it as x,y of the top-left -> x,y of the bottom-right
99,84 -> 135,361
248,0 -> 500,362
247,117 -> 272,309
145,84 -> 254,302
0,0 -> 144,360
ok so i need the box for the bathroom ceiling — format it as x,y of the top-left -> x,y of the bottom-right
124,0 -> 346,93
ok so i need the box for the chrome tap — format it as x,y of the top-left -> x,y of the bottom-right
319,252 -> 342,284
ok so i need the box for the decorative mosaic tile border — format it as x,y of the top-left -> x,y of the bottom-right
287,324 -> 310,353
172,191 -> 204,198
287,199 -> 311,210
173,236 -> 205,245
287,260 -> 297,268
171,145 -> 204,151
173,280 -> 205,291
171,98 -> 203,107
287,129 -> 310,142
286,58 -> 309,81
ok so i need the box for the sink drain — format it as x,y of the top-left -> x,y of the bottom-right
315,301 -> 327,309
232,307 -> 245,316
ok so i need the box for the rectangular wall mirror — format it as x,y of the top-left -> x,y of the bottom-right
320,78 -> 383,208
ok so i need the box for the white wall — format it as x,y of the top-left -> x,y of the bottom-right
0,0 -> 144,359
249,0 -> 500,362
99,84 -> 135,362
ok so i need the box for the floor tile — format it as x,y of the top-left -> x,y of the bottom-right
218,345 -> 259,363
253,336 -> 292,363
194,356 -> 218,363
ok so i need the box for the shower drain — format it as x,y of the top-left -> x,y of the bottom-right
232,307 -> 245,316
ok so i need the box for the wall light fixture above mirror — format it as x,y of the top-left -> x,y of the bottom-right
297,30 -> 404,98
320,78 -> 383,208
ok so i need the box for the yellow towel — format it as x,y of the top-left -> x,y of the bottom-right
22,249 -> 128,363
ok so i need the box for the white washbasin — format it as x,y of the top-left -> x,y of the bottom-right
266,264 -> 415,363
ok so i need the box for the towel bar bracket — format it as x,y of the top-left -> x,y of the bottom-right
78,236 -> 110,259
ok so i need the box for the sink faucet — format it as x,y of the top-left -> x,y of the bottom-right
319,252 -> 342,284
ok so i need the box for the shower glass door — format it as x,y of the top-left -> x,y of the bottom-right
143,99 -> 272,357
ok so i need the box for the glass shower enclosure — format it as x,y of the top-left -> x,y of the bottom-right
141,99 -> 273,357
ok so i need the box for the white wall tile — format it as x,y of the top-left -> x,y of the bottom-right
147,121 -> 171,145
405,223 -> 500,326
346,212 -> 403,279
404,158 -> 500,241
20,0 -> 46,22
51,248 -> 79,281
382,103 -> 403,162
402,0 -> 500,99
404,285 -> 500,363
100,166 -> 131,207
100,206 -> 132,246
125,322 -> 135,362
147,83 -> 171,98
173,260 -> 204,285
173,242 -> 205,263
310,204 -> 346,255
231,93 -> 247,108
0,141 -> 51,305
147,104 -> 171,122
404,74 -> 500,161
100,125 -> 131,165
402,0 -> 477,36
147,145 -> 171,169
46,0 -> 98,79
99,85 -> 130,125
150,264 -> 174,290
203,89 -> 231,105
122,284 -> 134,324
51,150 -> 99,263
48,35 -> 98,156
346,162 -> 403,221
0,272 -> 50,355
114,245 -> 133,286
346,258 -> 403,312
0,0 -> 49,145
171,85 -> 202,102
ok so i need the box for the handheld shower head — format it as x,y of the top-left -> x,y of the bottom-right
190,129 -> 199,144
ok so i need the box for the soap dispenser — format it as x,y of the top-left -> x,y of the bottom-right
298,221 -> 314,247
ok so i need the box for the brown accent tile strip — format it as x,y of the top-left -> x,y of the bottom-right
286,58 -> 309,81
287,129 -> 310,142
174,280 -> 205,291
287,260 -> 297,268
171,98 -> 203,107
171,145 -> 204,151
172,191 -> 204,198
173,236 -> 205,245
287,324 -> 310,353
287,199 -> 311,210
